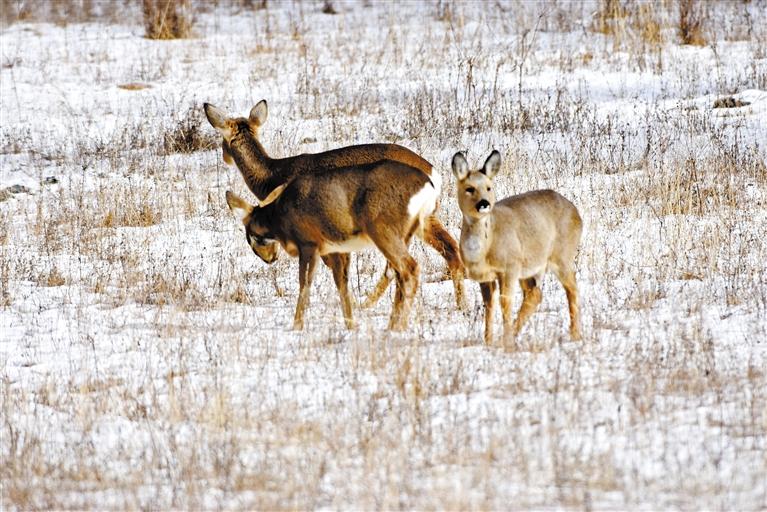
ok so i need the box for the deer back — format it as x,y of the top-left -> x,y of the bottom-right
241,160 -> 436,257
488,190 -> 581,271
206,102 -> 434,202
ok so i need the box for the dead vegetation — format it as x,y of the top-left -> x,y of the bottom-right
678,0 -> 707,46
142,0 -> 194,39
0,0 -> 137,26
1,1 -> 766,510
162,104 -> 219,154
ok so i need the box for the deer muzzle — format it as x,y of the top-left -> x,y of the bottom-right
476,199 -> 492,213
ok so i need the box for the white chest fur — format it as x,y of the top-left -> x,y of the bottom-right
460,217 -> 497,282
462,234 -> 484,262
461,216 -> 492,262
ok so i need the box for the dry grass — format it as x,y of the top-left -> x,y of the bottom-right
0,0 -> 137,26
116,82 -> 152,91
1,1 -> 766,510
142,0 -> 193,40
592,0 -> 626,36
162,104 -> 219,155
678,0 -> 707,46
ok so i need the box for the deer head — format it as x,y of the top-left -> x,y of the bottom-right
452,150 -> 501,221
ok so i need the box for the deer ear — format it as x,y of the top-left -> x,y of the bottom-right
258,182 -> 288,207
225,191 -> 254,224
204,103 -> 228,130
481,150 -> 501,179
451,152 -> 469,181
222,140 -> 233,164
249,100 -> 268,126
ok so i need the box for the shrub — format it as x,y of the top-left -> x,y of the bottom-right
142,0 -> 193,40
162,105 -> 218,154
678,0 -> 707,46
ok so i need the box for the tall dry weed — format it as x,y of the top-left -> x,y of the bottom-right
678,0 -> 707,46
142,0 -> 193,39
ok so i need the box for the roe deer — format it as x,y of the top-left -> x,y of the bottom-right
225,159 -> 438,331
204,100 -> 465,309
451,150 -> 583,344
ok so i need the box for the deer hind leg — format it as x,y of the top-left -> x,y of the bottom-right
368,227 -> 419,331
361,263 -> 395,309
322,253 -> 355,329
479,280 -> 497,345
512,274 -> 543,337
424,215 -> 466,310
362,220 -> 417,310
389,255 -> 419,331
294,247 -> 319,330
552,264 -> 581,340
364,214 -> 463,311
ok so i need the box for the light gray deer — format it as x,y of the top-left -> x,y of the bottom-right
204,100 -> 465,309
451,150 -> 583,344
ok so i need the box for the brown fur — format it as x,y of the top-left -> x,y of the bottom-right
204,101 -> 465,309
227,160 -> 436,331
452,151 -> 583,345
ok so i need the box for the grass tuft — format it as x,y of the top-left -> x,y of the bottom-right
142,0 -> 194,40
163,105 -> 219,154
678,0 -> 707,46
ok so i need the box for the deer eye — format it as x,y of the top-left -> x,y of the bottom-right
247,233 -> 264,246
465,187 -> 475,194
487,187 -> 492,192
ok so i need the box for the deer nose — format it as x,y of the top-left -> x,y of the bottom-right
476,199 -> 491,213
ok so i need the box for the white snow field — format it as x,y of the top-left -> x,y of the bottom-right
1,0 -> 766,509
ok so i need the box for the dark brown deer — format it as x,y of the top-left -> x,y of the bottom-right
204,100 -> 465,309
225,158 -> 439,331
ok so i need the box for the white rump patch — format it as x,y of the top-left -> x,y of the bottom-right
407,181 -> 438,224
427,167 -> 442,195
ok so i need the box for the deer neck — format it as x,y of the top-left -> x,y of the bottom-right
460,214 -> 495,272
229,134 -> 285,201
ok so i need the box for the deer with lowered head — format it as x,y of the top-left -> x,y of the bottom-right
452,150 -> 583,344
204,100 -> 465,310
224,158 -> 438,331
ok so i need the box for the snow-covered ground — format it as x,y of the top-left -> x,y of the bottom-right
1,1 -> 766,509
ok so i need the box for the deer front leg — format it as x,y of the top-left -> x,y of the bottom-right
498,272 -> 515,337
479,280 -> 497,345
323,253 -> 355,329
294,247 -> 319,330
